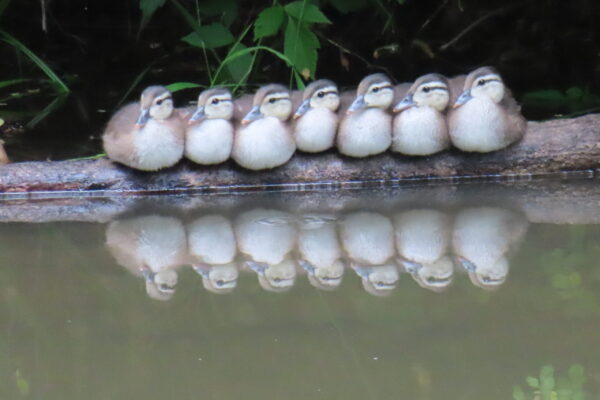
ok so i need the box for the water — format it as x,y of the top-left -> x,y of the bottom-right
1,180 -> 600,399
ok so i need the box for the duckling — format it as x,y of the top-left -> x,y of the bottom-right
448,66 -> 527,152
392,74 -> 451,155
187,215 -> 237,266
184,88 -> 234,165
393,208 -> 453,292
293,79 -> 340,152
297,213 -> 344,290
105,215 -> 187,301
452,207 -> 528,290
339,212 -> 395,265
232,84 -> 296,170
102,85 -> 185,171
337,73 -> 394,157
234,208 -> 296,266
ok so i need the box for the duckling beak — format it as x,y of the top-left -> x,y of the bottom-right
293,99 -> 311,120
135,108 -> 151,127
393,94 -> 416,113
346,95 -> 366,115
189,106 -> 206,124
241,105 -> 262,125
453,90 -> 472,108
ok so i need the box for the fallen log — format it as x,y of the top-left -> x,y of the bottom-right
0,114 -> 599,195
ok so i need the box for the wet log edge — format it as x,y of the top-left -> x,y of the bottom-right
1,114 -> 600,195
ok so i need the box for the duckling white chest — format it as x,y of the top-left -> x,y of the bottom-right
392,107 -> 449,155
134,120 -> 184,170
449,98 -> 507,152
294,108 -> 338,152
232,117 -> 295,170
185,119 -> 233,165
338,108 -> 391,157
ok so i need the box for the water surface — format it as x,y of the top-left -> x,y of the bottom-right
1,181 -> 599,399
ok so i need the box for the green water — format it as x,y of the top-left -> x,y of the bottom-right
1,183 -> 599,399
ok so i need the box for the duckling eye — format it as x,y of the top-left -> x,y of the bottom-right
317,91 -> 325,98
422,87 -> 431,93
269,98 -> 277,104
477,79 -> 486,86
372,87 -> 380,93
211,98 -> 219,105
156,99 -> 163,106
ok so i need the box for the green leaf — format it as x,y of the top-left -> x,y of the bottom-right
254,5 -> 285,40
197,0 -> 238,27
225,43 -> 254,84
0,30 -> 69,93
284,17 -> 320,79
526,376 -> 540,389
166,82 -> 203,93
0,78 -> 30,89
139,0 -> 166,29
285,2 -> 331,24
182,23 -> 235,49
512,385 -> 526,400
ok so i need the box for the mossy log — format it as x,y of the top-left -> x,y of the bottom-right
0,114 -> 599,196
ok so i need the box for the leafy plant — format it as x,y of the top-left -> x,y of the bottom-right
513,365 -> 587,400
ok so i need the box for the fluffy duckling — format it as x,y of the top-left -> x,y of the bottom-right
337,73 -> 394,157
448,66 -> 527,152
297,214 -> 344,290
339,212 -> 396,265
184,88 -> 234,165
234,208 -> 296,266
102,85 -> 185,171
232,84 -> 296,170
105,215 -> 187,301
188,214 -> 236,265
392,74 -> 451,156
293,79 -> 340,152
453,207 -> 528,290
394,209 -> 453,291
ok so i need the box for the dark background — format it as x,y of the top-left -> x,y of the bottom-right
0,0 -> 599,160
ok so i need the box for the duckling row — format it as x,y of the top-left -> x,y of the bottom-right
102,66 -> 527,171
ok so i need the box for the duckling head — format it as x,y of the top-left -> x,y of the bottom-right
394,74 -> 450,113
137,85 -> 174,127
293,79 -> 340,119
347,73 -> 394,114
189,88 -> 233,123
242,84 -> 292,124
453,66 -> 505,108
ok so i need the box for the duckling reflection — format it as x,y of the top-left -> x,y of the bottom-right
452,207 -> 528,290
297,214 -> 344,290
394,209 -> 453,291
187,215 -> 238,294
235,209 -> 297,292
340,212 -> 395,265
246,258 -> 297,293
105,215 -> 187,301
193,263 -> 239,294
353,263 -> 400,296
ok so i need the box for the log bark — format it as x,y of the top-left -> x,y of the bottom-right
0,114 -> 599,195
